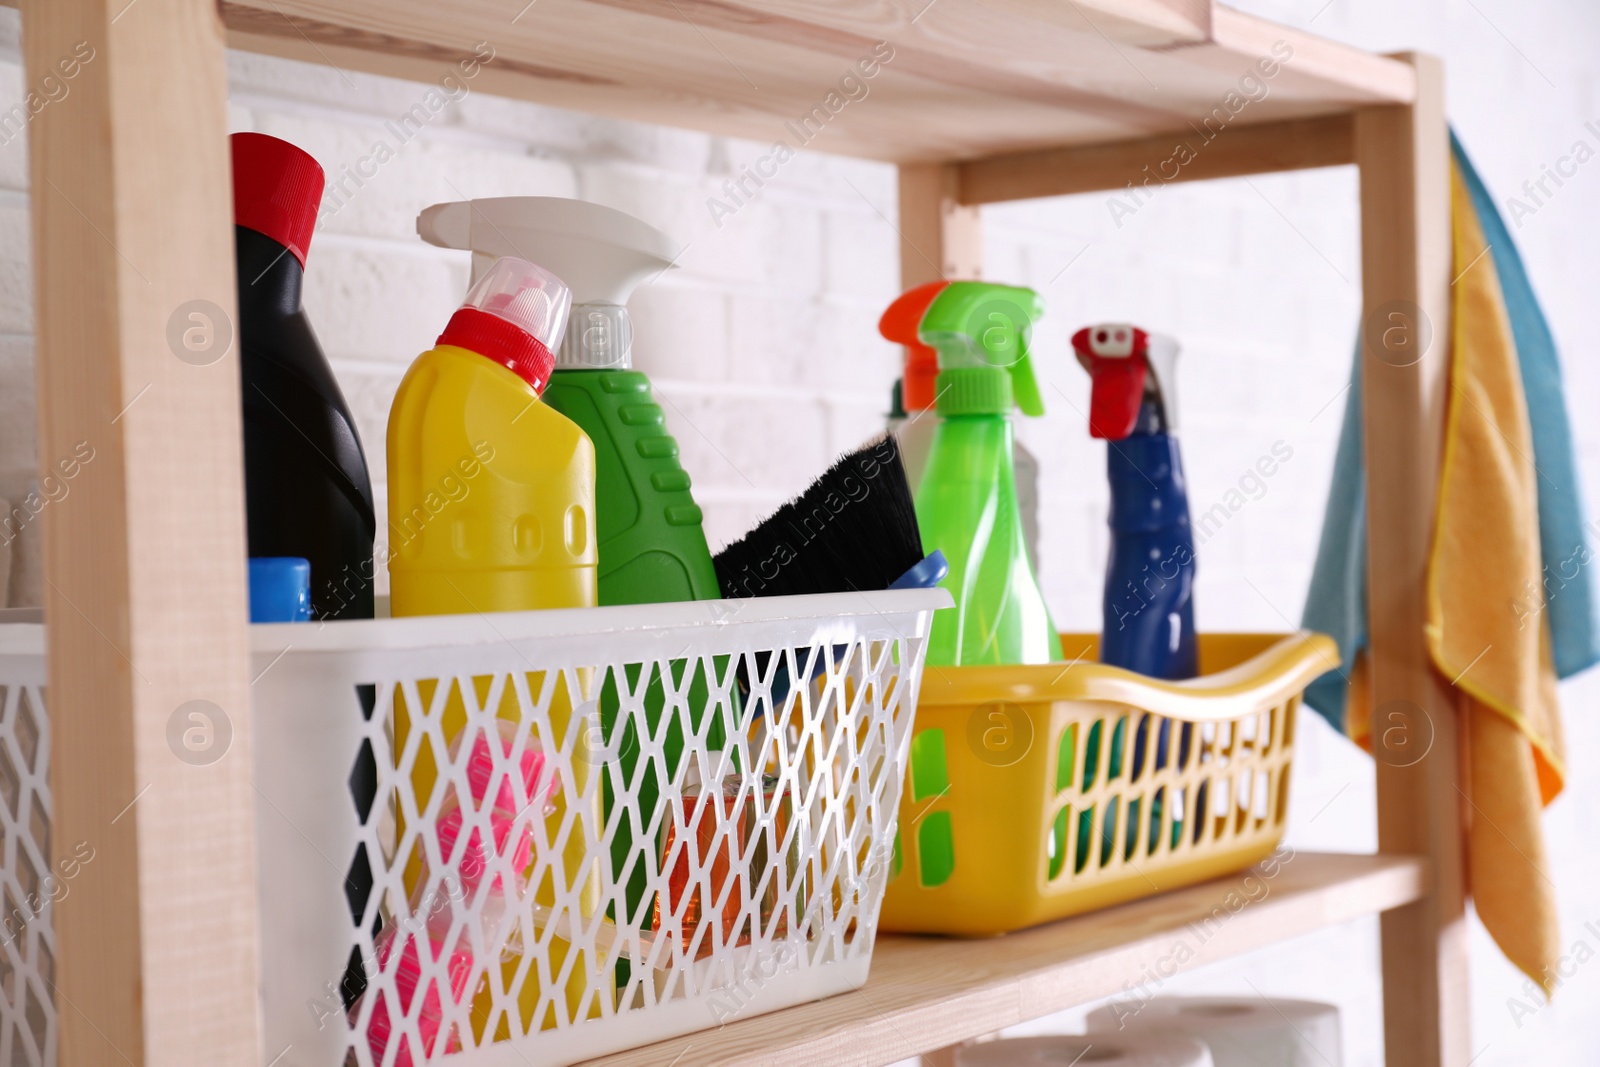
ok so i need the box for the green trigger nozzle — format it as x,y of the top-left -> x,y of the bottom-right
916,282 -> 1044,417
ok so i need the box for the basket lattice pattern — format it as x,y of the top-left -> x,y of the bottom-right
0,680 -> 53,1067
1040,697 -> 1297,882
332,635 -> 919,1064
905,695 -> 1296,897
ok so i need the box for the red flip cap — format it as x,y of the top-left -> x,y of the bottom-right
879,280 -> 950,411
230,132 -> 324,268
438,308 -> 558,392
1072,324 -> 1149,440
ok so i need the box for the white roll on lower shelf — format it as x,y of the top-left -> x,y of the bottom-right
1087,996 -> 1342,1067
956,1034 -> 1213,1067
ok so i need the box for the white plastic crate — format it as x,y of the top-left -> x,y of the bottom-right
0,589 -> 944,1066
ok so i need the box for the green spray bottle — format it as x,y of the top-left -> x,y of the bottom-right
916,282 -> 1060,666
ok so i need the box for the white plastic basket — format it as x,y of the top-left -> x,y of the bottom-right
0,589 -> 944,1066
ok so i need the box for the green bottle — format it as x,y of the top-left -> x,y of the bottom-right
916,282 -> 1060,666
542,333 -> 718,605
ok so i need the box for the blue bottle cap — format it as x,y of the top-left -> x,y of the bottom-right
249,557 -> 312,623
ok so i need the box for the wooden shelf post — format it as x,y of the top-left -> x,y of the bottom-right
1356,53 -> 1470,1066
897,161 -> 975,1067
897,163 -> 982,289
21,0 -> 263,1062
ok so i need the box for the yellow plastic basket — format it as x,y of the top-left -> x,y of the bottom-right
880,632 -> 1338,935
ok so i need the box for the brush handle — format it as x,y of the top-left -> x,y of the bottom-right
889,550 -> 948,590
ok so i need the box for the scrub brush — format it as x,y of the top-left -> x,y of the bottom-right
714,434 -> 945,599
714,435 -> 946,708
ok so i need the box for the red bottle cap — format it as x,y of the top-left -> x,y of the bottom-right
437,308 -> 559,392
437,257 -> 571,393
231,132 -> 324,268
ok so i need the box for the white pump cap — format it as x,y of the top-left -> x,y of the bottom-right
417,197 -> 679,370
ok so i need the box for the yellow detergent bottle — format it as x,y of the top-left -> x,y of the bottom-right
386,256 -> 600,1041
388,255 -> 595,614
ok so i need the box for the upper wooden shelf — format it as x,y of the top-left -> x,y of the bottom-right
216,0 -> 1415,163
579,851 -> 1428,1066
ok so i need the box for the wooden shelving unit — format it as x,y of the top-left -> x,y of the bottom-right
16,1 -> 1463,1064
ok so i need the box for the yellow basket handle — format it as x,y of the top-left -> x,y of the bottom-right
917,632 -> 1340,723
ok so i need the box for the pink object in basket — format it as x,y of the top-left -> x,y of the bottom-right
360,723 -> 558,1065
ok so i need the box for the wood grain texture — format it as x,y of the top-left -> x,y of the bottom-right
219,5 -> 1117,165
1354,53 -> 1470,1067
1207,7 -> 1416,105
957,112 -> 1355,204
582,0 -> 1189,131
578,853 -> 1429,1066
208,0 -> 1413,163
20,0 -> 262,1063
1021,0 -> 1211,46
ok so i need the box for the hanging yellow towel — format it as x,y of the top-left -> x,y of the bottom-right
1428,162 -> 1565,992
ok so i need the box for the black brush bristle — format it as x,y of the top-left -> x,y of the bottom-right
715,435 -> 924,598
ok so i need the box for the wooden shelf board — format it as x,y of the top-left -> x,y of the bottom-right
204,0 -> 1414,164
958,112 -> 1356,204
580,851 -> 1427,1066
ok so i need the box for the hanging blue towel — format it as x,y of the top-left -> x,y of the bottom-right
1301,352 -> 1367,730
1301,131 -> 1600,732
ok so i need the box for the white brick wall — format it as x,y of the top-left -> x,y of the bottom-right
2,3 -> 1599,1064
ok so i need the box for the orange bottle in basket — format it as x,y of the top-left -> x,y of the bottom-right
653,772 -> 797,957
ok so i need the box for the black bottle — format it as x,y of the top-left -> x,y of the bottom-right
231,132 -> 376,620
233,133 -> 379,1005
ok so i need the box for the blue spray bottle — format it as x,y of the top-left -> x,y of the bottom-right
1073,324 -> 1197,680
